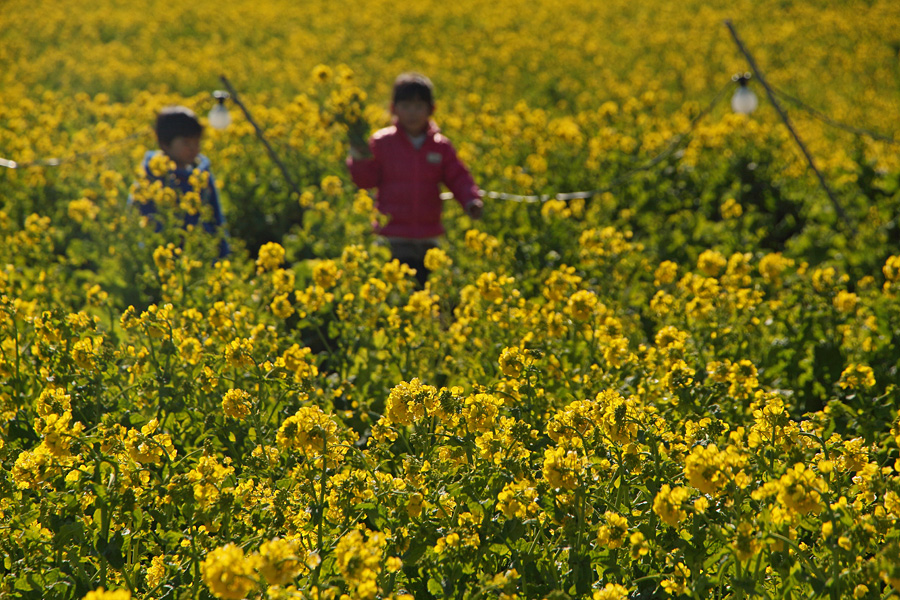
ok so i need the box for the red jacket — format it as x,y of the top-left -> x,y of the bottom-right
347,121 -> 481,238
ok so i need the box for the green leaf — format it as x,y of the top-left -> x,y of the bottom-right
403,537 -> 430,564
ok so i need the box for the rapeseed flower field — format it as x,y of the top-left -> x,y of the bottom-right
2,0 -> 900,599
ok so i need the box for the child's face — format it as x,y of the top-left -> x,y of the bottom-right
161,135 -> 201,169
392,98 -> 433,137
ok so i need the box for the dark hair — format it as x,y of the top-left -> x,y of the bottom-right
155,105 -> 203,145
392,72 -> 434,106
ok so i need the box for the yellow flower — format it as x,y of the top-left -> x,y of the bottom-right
360,278 -> 388,304
541,198 -> 569,220
200,543 -> 257,600
883,255 -> 900,282
435,532 -> 461,554
812,267 -> 839,292
731,522 -> 760,562
838,364 -> 876,390
497,480 -> 539,519
660,562 -> 691,596
35,387 -> 72,417
566,289 -> 600,321
279,344 -> 318,380
68,198 -> 100,224
655,325 -> 689,350
463,393 -> 503,433
593,583 -> 629,600
697,249 -> 726,276
224,338 -> 255,369
256,242 -> 285,274
222,389 -> 252,420
885,491 -> 900,518
311,64 -> 332,83
684,443 -> 747,496
334,529 -> 385,600
404,289 -> 438,319
381,259 -> 416,286
148,153 -> 174,178
272,268 -> 296,294
543,265 -> 582,303
12,445 -> 56,490
258,537 -> 302,586
653,484 -> 691,526
424,247 -> 453,272
124,419 -> 177,464
179,337 -> 203,365
382,378 -> 439,427
313,259 -> 342,288
630,531 -> 649,559
693,497 -> 709,514
542,445 -> 585,490
406,492 -> 424,518
597,511 -> 629,549
833,290 -> 858,313
276,406 -> 348,466
153,244 -> 177,274
320,175 -> 343,197
475,271 -> 509,303
654,260 -> 678,285
82,588 -> 131,600
34,410 -> 83,457
353,188 -> 375,215
720,198 -> 743,219
465,229 -> 501,257
295,285 -> 334,317
146,555 -> 167,589
188,455 -> 235,508
663,359 -> 695,391
759,252 -> 794,285
498,346 -> 531,378
270,293 -> 295,319
71,337 -> 98,370
754,463 -> 827,518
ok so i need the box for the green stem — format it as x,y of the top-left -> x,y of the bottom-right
191,530 -> 201,600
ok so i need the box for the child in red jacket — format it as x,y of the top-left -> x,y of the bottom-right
347,72 -> 483,286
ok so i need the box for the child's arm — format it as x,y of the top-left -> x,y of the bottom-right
442,144 -> 483,219
346,138 -> 381,189
348,142 -> 372,160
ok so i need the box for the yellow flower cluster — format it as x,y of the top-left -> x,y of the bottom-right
3,1 -> 900,599
334,529 -> 389,600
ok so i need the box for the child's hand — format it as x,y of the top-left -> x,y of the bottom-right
348,142 -> 373,160
465,198 -> 484,220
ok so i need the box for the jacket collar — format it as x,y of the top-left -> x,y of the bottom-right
143,150 -> 210,174
393,120 -> 441,146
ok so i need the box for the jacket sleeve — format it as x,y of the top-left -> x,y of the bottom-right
346,138 -> 382,189
441,142 -> 481,207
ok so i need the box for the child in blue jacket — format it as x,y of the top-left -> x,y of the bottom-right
131,105 -> 230,257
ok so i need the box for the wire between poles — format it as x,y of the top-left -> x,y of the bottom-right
769,86 -> 898,145
0,129 -> 152,170
442,81 -> 732,204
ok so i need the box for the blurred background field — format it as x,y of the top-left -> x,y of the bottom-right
3,1 -> 900,599
2,0 -> 900,266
